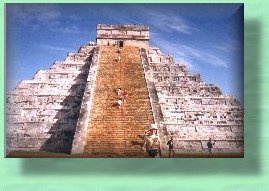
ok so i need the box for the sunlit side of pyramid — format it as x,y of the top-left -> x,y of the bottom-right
6,24 -> 243,158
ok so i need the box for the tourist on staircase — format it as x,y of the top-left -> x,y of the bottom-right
121,90 -> 128,103
117,97 -> 123,108
143,124 -> 161,158
117,47 -> 121,53
167,137 -> 175,158
207,138 -> 216,158
115,87 -> 128,105
116,87 -> 122,96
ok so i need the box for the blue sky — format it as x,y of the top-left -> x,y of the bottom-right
6,4 -> 243,104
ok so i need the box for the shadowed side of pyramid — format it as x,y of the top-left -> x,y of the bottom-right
6,24 -> 243,158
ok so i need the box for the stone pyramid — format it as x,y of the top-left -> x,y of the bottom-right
6,24 -> 243,158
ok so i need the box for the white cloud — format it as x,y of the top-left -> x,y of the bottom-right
214,40 -> 241,53
9,4 -> 86,35
180,45 -> 228,68
52,25 -> 88,35
10,4 -> 61,26
139,7 -> 197,35
38,44 -> 73,52
151,33 -> 228,69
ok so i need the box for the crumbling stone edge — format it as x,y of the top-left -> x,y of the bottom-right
139,48 -> 168,156
71,47 -> 100,154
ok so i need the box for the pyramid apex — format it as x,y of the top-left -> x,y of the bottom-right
96,24 -> 149,48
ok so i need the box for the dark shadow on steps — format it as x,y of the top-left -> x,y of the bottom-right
21,18 -> 261,175
39,51 -> 94,154
131,140 -> 144,147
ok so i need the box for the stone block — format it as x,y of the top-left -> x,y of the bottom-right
231,125 -> 243,132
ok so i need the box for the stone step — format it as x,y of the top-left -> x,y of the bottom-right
84,46 -> 153,157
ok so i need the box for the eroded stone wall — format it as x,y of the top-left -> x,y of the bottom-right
6,44 -> 96,154
141,47 -> 244,154
71,47 -> 100,154
6,24 -> 244,157
96,24 -> 149,48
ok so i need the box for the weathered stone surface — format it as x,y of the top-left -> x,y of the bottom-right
142,46 -> 243,155
6,24 -> 243,157
71,47 -> 100,154
6,45 -> 95,154
82,45 -> 154,157
96,24 -> 149,48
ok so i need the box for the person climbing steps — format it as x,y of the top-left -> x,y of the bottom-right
117,98 -> 123,108
121,89 -> 128,103
116,87 -> 122,96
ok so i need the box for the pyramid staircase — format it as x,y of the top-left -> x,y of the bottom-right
84,45 -> 154,157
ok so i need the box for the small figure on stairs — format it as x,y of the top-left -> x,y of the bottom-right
117,98 -> 123,108
117,47 -> 121,53
207,138 -> 216,158
143,124 -> 161,158
122,90 -> 128,103
116,87 -> 122,96
167,137 -> 175,158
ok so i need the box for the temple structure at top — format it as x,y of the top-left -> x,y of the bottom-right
6,24 -> 244,158
96,24 -> 149,48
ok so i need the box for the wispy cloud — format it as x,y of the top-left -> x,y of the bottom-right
139,7 -> 197,35
9,4 -> 86,35
181,45 -> 228,68
151,33 -> 228,69
52,25 -> 88,35
10,4 -> 61,26
38,44 -> 74,52
214,40 -> 241,53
